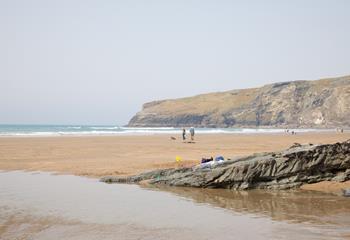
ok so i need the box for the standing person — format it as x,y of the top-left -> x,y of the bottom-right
182,128 -> 186,141
190,127 -> 195,141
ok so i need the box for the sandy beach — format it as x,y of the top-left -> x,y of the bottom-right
1,132 -> 350,240
0,132 -> 349,178
1,132 -> 350,195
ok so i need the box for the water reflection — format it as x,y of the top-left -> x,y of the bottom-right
1,171 -> 350,240
145,185 -> 350,226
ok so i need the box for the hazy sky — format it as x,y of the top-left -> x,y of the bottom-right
1,0 -> 349,125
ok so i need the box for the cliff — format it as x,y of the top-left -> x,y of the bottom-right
128,75 -> 350,128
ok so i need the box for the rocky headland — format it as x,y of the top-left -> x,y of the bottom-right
128,75 -> 350,128
101,139 -> 350,191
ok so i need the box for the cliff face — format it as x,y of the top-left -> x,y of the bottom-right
128,75 -> 350,128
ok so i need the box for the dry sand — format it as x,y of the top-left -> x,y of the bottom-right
0,132 -> 349,194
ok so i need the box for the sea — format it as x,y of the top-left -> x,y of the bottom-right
0,124 -> 331,136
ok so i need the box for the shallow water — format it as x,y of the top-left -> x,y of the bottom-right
0,171 -> 349,240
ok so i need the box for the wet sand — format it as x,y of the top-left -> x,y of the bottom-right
301,181 -> 350,194
1,171 -> 350,240
0,132 -> 349,193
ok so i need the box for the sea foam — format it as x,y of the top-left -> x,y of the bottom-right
0,125 -> 332,136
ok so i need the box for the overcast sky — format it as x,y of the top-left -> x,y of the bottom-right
1,0 -> 349,125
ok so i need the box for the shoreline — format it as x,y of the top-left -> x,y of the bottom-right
1,132 -> 349,195
0,128 -> 345,138
1,169 -> 349,196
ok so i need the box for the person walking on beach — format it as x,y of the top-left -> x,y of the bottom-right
182,128 -> 186,141
189,127 -> 195,141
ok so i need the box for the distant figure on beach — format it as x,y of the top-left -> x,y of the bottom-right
182,128 -> 186,141
190,127 -> 195,141
336,128 -> 344,133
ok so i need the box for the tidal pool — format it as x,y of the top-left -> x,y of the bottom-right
0,171 -> 349,240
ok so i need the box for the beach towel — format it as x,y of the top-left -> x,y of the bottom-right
215,156 -> 224,161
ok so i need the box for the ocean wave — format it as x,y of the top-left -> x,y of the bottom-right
0,127 -> 332,136
89,126 -> 121,130
67,126 -> 83,129
120,127 -> 176,130
0,132 -> 62,136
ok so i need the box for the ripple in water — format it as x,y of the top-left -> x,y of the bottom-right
0,171 -> 349,240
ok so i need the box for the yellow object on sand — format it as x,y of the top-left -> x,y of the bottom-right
175,156 -> 182,162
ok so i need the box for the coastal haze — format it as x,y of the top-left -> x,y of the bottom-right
1,0 -> 350,125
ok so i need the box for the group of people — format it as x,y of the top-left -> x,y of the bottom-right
336,128 -> 344,133
285,129 -> 296,135
182,127 -> 195,141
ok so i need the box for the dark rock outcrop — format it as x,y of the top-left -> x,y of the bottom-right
101,140 -> 350,190
128,75 -> 350,128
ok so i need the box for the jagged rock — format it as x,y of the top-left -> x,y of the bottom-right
101,140 -> 350,190
290,143 -> 302,148
128,75 -> 350,128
